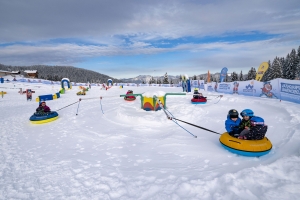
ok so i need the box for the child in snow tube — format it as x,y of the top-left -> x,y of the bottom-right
36,101 -> 51,114
124,90 -> 136,101
225,109 -> 241,137
193,88 -> 200,99
238,116 -> 268,140
237,109 -> 254,139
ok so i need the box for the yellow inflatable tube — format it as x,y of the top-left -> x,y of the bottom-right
219,132 -> 272,157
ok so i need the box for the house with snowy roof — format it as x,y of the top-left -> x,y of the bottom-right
24,70 -> 38,78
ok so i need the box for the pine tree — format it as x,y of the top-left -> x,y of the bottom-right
288,49 -> 298,80
231,72 -> 238,81
296,62 -> 300,80
296,46 -> 300,79
282,53 -> 290,79
247,67 -> 255,80
170,79 -> 174,84
193,75 -> 197,80
163,72 -> 169,84
239,70 -> 244,81
149,76 -> 156,84
269,57 -> 282,79
225,74 -> 229,82
252,67 -> 257,79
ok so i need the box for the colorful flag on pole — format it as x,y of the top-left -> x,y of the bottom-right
207,70 -> 210,83
220,67 -> 228,82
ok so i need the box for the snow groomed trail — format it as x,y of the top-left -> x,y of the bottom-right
0,83 -> 300,199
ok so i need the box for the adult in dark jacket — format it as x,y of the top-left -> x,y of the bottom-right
36,101 -> 51,113
225,109 -> 241,137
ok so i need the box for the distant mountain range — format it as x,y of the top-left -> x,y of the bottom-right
120,75 -> 181,84
1,63 -> 247,83
0,64 -> 119,83
120,72 -> 248,83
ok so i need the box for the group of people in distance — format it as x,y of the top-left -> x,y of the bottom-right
193,88 -> 206,99
225,109 -> 268,140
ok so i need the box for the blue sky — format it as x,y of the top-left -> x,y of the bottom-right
0,0 -> 299,78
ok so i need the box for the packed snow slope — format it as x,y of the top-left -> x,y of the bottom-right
0,82 -> 300,200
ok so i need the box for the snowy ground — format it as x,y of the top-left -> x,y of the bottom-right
0,81 -> 300,200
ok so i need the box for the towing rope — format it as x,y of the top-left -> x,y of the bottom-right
157,99 -> 222,137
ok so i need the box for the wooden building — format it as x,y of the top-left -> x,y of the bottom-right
24,70 -> 38,78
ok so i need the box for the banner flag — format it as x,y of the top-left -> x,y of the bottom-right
255,62 -> 269,81
220,67 -> 228,82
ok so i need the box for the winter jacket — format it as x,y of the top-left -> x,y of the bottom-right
36,105 -> 51,113
125,92 -> 135,99
225,116 -> 241,135
239,119 -> 251,130
244,125 -> 268,140
193,91 -> 200,99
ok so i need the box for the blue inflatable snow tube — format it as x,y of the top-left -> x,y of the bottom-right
29,111 -> 59,124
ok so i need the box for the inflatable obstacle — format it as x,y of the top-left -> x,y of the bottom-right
77,91 -> 86,95
29,111 -> 59,124
77,86 -> 88,95
219,132 -> 272,157
61,78 -> 72,90
120,92 -> 186,111
1,91 -> 6,98
36,92 -> 60,102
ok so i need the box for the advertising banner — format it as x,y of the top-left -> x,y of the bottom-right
217,82 -> 232,94
255,62 -> 269,81
199,80 -> 205,90
236,80 -> 255,96
220,67 -> 228,82
258,79 -> 280,99
190,80 -> 199,88
206,82 -> 216,92
279,79 -> 300,103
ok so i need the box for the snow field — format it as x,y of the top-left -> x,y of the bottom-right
0,82 -> 300,199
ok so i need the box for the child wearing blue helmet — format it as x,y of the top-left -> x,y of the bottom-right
225,109 -> 241,137
238,109 -> 254,139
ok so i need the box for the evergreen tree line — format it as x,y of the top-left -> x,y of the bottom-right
0,64 -> 120,83
262,46 -> 300,81
148,73 -> 174,84
230,45 -> 300,82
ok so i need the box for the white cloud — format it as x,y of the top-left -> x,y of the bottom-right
0,0 -> 299,78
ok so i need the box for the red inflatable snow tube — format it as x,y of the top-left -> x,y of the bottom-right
191,98 -> 207,104
124,96 -> 136,101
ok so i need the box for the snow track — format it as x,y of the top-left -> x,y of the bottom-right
0,83 -> 299,199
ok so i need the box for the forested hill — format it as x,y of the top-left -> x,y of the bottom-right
0,64 -> 119,83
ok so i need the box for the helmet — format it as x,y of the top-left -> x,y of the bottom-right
240,109 -> 254,117
250,116 -> 264,126
228,109 -> 239,118
194,88 -> 199,91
